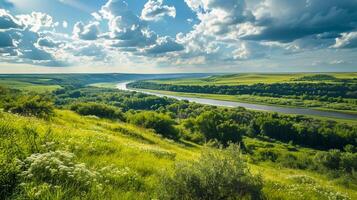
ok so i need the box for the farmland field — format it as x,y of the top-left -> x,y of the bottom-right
149,73 -> 357,85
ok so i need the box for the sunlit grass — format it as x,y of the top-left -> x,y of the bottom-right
1,109 -> 355,199
149,73 -> 357,86
0,79 -> 61,92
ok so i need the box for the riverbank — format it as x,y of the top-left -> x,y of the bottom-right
134,88 -> 357,115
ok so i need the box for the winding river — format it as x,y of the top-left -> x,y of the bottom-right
117,82 -> 357,120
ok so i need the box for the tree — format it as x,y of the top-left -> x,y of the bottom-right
70,102 -> 125,121
127,111 -> 179,139
4,95 -> 54,119
196,111 -> 243,146
196,111 -> 222,141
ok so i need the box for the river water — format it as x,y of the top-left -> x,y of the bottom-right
117,82 -> 357,120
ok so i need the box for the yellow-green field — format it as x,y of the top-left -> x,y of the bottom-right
0,79 -> 61,92
150,73 -> 357,86
89,82 -> 118,88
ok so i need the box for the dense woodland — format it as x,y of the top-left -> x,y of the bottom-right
1,81 -> 357,199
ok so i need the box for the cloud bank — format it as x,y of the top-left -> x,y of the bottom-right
0,0 -> 356,71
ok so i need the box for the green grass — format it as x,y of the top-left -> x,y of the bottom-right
89,82 -> 119,88
1,110 -> 355,199
149,73 -> 357,86
0,109 -> 200,199
0,79 -> 61,92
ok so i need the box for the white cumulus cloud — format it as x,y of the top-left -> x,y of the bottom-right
141,0 -> 176,21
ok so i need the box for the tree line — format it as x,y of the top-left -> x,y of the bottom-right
128,81 -> 357,99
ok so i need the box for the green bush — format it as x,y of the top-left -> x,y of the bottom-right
19,151 -> 97,191
4,95 -> 54,119
0,159 -> 20,200
127,111 -> 179,139
255,149 -> 279,162
314,150 -> 341,170
196,111 -> 243,146
314,150 -> 357,173
158,144 -> 263,200
70,102 -> 125,121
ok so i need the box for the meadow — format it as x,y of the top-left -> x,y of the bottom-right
0,74 -> 356,199
149,73 -> 357,86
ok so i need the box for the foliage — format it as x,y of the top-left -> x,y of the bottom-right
249,115 -> 357,150
314,150 -> 357,173
195,111 -> 244,146
4,95 -> 54,119
19,150 -> 97,192
70,102 -> 125,120
54,86 -> 357,151
129,81 -> 357,99
127,111 -> 179,139
158,144 -> 263,200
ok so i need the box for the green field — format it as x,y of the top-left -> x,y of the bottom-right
150,73 -> 357,86
89,82 -> 119,88
0,79 -> 61,92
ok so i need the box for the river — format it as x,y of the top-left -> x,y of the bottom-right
117,82 -> 357,120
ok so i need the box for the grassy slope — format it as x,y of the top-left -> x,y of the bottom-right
1,110 -> 356,199
0,79 -> 61,92
89,82 -> 119,88
1,109 -> 199,198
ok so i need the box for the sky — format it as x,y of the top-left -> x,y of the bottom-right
0,0 -> 356,73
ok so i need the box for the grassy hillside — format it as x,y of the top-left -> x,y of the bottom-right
1,109 -> 356,199
0,109 -> 199,199
150,73 -> 357,86
0,79 -> 61,92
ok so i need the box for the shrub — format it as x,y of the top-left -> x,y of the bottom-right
19,151 -> 97,192
98,165 -> 143,191
314,150 -> 357,173
4,95 -> 54,119
314,150 -> 341,170
340,153 -> 357,173
14,150 -> 144,199
127,111 -> 179,139
256,149 -> 279,162
70,102 -> 125,121
158,144 -> 263,200
0,159 -> 20,199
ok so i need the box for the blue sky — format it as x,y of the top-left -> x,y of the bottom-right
0,0 -> 356,73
